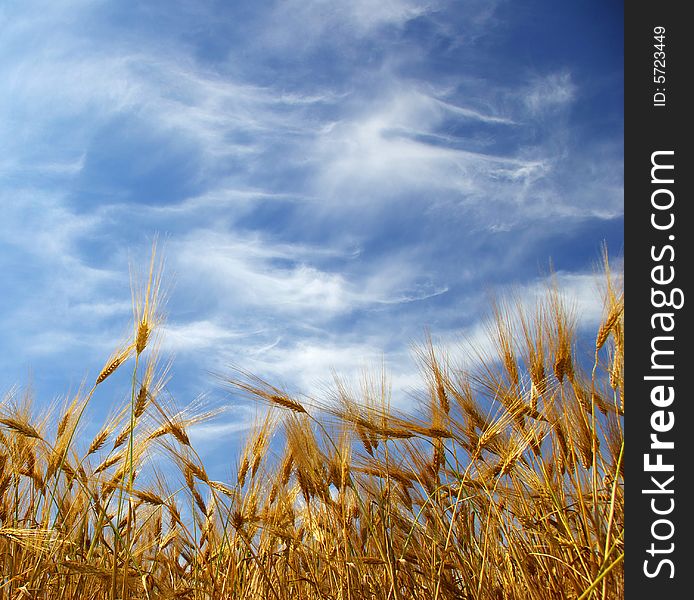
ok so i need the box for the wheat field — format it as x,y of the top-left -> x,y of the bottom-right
0,248 -> 623,600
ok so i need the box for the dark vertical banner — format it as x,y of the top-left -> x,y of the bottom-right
626,2 -> 692,595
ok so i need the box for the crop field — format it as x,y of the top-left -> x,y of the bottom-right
0,250 -> 624,599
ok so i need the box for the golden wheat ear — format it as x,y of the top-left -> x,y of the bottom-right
130,237 -> 167,357
95,343 -> 135,386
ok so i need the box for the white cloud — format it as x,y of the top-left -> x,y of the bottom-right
434,98 -> 517,125
311,85 -> 544,204
0,193 -> 96,256
232,336 -> 424,407
264,0 -> 431,50
344,0 -> 430,33
161,320 -> 256,353
173,230 -> 355,315
522,72 -> 576,115
170,229 -> 448,321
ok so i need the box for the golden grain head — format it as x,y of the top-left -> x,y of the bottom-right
0,418 -> 41,440
135,319 -> 151,356
596,296 -> 624,350
87,428 -> 110,456
269,394 -> 306,413
96,345 -> 133,385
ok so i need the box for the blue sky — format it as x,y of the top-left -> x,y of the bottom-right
0,1 -> 623,465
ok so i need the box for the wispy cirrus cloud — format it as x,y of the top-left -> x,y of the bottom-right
521,71 -> 576,116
